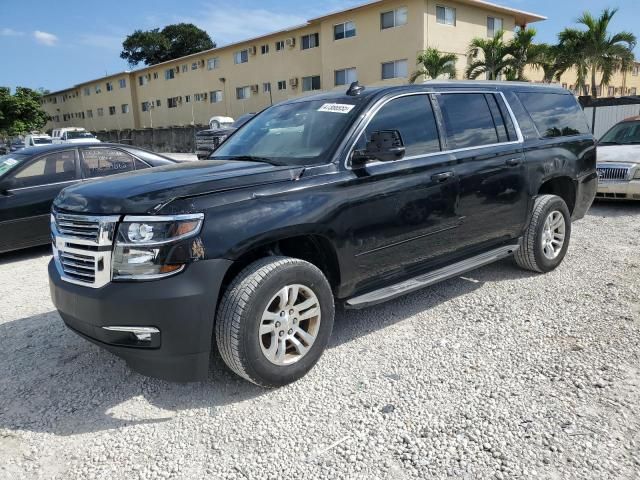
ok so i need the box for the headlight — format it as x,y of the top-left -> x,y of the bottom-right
634,168 -> 640,179
113,214 -> 204,280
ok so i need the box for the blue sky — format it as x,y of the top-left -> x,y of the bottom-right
1,0 -> 639,92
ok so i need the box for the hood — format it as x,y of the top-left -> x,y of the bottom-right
54,160 -> 301,215
196,127 -> 236,137
597,145 -> 640,164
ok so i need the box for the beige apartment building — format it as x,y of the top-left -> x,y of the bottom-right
43,0 -> 633,133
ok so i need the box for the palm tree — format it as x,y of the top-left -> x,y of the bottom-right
530,44 -> 568,83
508,27 -> 540,80
466,31 -> 514,80
558,8 -> 636,97
409,48 -> 458,83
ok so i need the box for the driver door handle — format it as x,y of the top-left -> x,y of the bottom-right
431,171 -> 454,183
506,158 -> 523,166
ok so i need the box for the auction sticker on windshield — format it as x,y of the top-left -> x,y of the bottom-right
0,158 -> 19,176
317,103 -> 356,114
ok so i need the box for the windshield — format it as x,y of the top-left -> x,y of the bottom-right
0,153 -> 28,177
67,131 -> 95,139
33,137 -> 52,145
232,114 -> 254,128
213,100 -> 361,166
600,121 -> 640,145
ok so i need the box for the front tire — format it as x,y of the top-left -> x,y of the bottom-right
514,194 -> 572,273
215,257 -> 335,387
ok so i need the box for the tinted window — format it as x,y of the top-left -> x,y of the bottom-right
81,148 -> 135,178
439,94 -> 500,149
11,151 -> 77,188
357,95 -> 441,157
600,121 -> 640,145
517,92 -> 590,138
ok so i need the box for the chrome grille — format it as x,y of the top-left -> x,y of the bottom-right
59,251 -> 96,283
597,166 -> 630,182
55,213 -> 101,241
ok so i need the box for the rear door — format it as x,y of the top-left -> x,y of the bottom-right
435,91 -> 527,251
0,149 -> 80,252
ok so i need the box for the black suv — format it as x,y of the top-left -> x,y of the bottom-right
48,82 -> 597,386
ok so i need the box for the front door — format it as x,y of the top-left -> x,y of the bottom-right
0,150 -> 79,252
340,94 -> 462,291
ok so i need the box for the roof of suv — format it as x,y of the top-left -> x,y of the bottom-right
283,81 -> 571,106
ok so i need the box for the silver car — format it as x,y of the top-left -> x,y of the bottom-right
596,116 -> 640,200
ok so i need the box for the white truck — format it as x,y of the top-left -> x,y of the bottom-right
51,128 -> 100,144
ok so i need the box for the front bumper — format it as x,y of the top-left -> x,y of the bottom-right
596,180 -> 640,200
49,258 -> 232,382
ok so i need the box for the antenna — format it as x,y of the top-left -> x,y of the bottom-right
346,81 -> 365,96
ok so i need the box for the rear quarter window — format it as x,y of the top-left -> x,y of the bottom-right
517,92 -> 590,138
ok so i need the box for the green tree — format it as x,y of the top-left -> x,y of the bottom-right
558,8 -> 636,97
409,48 -> 458,83
0,87 -> 48,136
508,27 -> 542,81
466,31 -> 514,80
120,23 -> 215,67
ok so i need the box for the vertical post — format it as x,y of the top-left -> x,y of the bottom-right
268,82 -> 273,106
591,104 -> 597,135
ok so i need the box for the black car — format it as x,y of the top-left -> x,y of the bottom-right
194,113 -> 255,159
49,82 -> 596,385
0,143 -> 175,253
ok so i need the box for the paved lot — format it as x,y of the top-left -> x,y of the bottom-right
0,202 -> 639,479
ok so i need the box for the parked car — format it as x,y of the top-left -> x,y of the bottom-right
49,82 -> 596,385
9,140 -> 25,152
0,143 -> 175,253
52,128 -> 100,144
208,116 -> 234,129
595,116 -> 640,200
24,134 -> 52,147
194,113 -> 255,159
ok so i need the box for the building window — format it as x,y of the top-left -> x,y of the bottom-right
436,5 -> 456,26
119,79 -> 126,89
608,86 -> 616,97
236,86 -> 251,100
210,90 -> 223,103
275,40 -> 285,51
301,33 -> 319,50
185,95 -> 191,103
234,50 -> 249,64
191,62 -> 198,70
106,82 -> 113,92
381,7 -> 408,29
86,110 -> 93,118
334,21 -> 356,40
630,87 -> 637,95
97,108 -> 104,117
83,87 -> 91,96
141,101 -> 150,112
121,104 -> 129,114
138,75 -> 148,86
95,85 -> 102,94
302,75 -> 321,92
194,93 -> 207,102
381,59 -> 408,80
165,68 -> 175,80
263,82 -> 271,93
335,67 -> 357,86
207,57 -> 219,70
155,99 -> 161,107
261,44 -> 269,54
632,65 -> 639,76
167,97 -> 179,108
181,64 -> 188,73
153,72 -> 159,79
109,106 -> 116,115
487,16 -> 502,37
277,80 -> 287,91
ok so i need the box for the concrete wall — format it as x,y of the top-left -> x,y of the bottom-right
95,125 -> 209,153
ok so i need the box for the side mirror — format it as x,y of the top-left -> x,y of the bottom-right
352,130 -> 405,166
0,178 -> 14,195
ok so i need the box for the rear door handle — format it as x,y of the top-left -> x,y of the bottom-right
506,158 -> 523,166
431,171 -> 454,183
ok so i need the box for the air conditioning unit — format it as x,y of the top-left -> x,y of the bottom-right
248,46 -> 257,55
285,37 -> 296,47
289,77 -> 298,88
251,84 -> 259,93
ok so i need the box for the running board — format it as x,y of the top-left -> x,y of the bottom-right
345,244 -> 520,309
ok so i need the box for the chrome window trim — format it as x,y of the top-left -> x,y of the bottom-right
343,90 -> 524,170
7,179 -> 80,192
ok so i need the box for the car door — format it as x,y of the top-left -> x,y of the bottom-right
435,92 -> 528,251
339,93 -> 462,289
79,146 -> 136,179
0,149 -> 80,253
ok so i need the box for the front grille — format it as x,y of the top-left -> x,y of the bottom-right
59,251 -> 96,283
597,166 -> 630,182
55,213 -> 101,241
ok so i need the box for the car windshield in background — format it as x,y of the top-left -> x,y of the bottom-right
0,153 -> 28,176
600,121 -> 640,145
67,131 -> 95,139
33,138 -> 52,145
213,100 -> 360,166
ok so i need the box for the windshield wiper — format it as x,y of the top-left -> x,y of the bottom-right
215,155 -> 284,166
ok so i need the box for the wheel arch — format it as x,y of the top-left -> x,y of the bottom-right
537,175 -> 577,214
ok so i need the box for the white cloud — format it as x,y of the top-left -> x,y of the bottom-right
80,33 -> 122,51
1,28 -> 24,36
33,30 -> 58,46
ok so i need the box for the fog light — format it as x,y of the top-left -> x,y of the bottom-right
102,326 -> 159,342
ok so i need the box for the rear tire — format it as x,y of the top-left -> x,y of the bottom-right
514,194 -> 571,273
215,257 -> 334,387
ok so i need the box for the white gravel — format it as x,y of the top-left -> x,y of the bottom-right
1,201 -> 639,480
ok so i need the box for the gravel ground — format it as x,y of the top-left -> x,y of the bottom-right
1,201 -> 639,480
